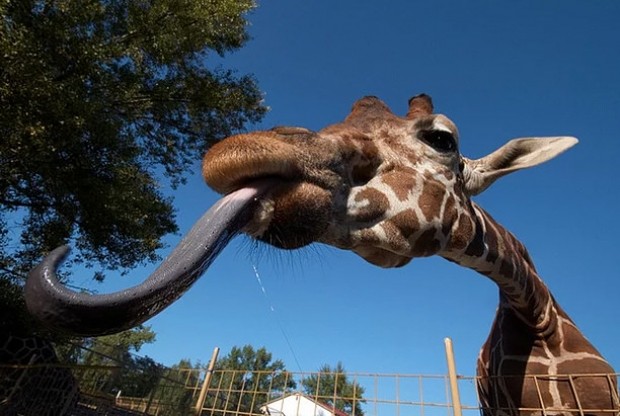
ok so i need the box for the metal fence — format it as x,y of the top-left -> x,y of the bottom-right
1,339 -> 619,416
1,360 -> 203,415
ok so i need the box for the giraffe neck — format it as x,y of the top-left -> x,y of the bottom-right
444,203 -> 558,335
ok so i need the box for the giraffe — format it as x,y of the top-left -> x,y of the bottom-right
25,94 -> 618,414
201,95 -> 619,413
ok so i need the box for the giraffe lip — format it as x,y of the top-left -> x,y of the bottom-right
203,134 -> 304,195
228,175 -> 322,204
230,176 -> 288,194
237,179 -> 334,249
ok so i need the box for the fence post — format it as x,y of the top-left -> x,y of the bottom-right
444,338 -> 463,416
194,347 -> 220,416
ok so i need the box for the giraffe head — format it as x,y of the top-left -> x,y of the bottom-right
24,94 -> 577,336
203,95 -> 577,267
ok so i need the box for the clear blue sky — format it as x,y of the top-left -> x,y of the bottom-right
79,0 -> 619,387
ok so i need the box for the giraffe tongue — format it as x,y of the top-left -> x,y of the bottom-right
24,184 -> 268,336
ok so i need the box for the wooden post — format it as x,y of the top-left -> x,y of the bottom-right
444,338 -> 463,416
194,347 -> 220,416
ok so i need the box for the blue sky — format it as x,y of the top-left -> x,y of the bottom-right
78,0 -> 619,390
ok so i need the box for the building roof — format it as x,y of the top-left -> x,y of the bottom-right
260,392 -> 349,416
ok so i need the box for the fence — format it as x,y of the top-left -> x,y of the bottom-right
193,343 -> 620,416
1,360 -> 203,415
1,339 -> 619,416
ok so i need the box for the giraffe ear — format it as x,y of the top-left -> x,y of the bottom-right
462,136 -> 578,196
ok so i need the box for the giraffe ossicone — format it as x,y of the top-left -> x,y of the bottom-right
25,94 -> 618,413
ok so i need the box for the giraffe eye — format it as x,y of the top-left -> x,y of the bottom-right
419,130 -> 457,153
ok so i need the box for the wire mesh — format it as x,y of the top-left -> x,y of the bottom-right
475,373 -> 620,416
1,342 -> 619,415
195,368 -> 620,416
0,361 -> 204,415
198,369 -> 482,416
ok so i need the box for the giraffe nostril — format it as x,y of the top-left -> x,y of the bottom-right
351,161 -> 378,186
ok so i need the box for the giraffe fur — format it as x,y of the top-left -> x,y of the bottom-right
203,94 -> 618,414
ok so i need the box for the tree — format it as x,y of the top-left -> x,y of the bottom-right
55,323 -> 156,364
204,345 -> 297,416
0,0 -> 266,287
114,355 -> 163,398
302,363 -> 366,416
57,325 -> 160,395
152,359 -> 200,416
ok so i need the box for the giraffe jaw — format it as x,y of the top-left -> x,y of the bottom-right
350,244 -> 413,268
239,179 -> 334,250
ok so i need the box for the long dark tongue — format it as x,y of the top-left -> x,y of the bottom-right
24,186 -> 262,336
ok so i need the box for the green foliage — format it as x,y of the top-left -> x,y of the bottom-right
86,325 -> 157,357
116,355 -> 164,397
92,329 -> 161,397
55,335 -> 201,414
302,362 -> 366,416
0,0 -> 266,285
0,277 -> 35,335
152,359 -> 200,416
55,325 -> 161,396
205,345 -> 297,416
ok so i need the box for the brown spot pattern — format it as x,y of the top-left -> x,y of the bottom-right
413,228 -> 441,256
484,220 -> 499,265
419,178 -> 446,222
381,169 -> 416,201
353,188 -> 389,223
390,209 -> 420,240
449,214 -> 473,251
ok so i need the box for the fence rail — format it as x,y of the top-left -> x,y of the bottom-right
1,341 -> 619,416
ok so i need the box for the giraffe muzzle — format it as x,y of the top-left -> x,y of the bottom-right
24,184 -> 267,336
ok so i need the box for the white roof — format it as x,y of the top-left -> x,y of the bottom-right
260,393 -> 347,416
